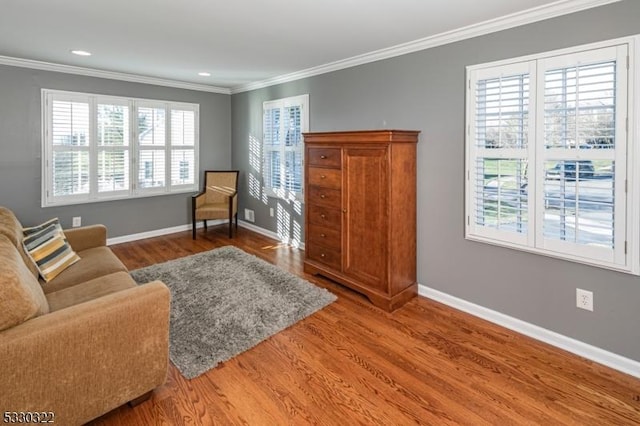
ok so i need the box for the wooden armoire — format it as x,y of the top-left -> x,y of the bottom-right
303,130 -> 419,311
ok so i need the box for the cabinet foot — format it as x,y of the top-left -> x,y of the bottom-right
366,284 -> 417,312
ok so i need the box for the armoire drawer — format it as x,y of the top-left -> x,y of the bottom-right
308,167 -> 342,189
307,223 -> 341,250
307,243 -> 341,270
307,148 -> 341,169
308,205 -> 341,228
307,186 -> 341,208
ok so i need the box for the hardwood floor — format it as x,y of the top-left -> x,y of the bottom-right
91,224 -> 640,425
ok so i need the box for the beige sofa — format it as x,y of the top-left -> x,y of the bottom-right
0,207 -> 170,426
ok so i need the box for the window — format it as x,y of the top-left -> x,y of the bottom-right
263,94 -> 309,199
42,90 -> 199,206
466,37 -> 638,274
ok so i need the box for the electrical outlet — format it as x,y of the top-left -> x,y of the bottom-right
270,208 -> 274,217
576,288 -> 593,311
72,216 -> 82,227
244,209 -> 255,223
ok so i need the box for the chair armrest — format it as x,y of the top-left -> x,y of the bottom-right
192,191 -> 206,209
63,225 -> 107,251
0,281 -> 170,425
230,191 -> 238,214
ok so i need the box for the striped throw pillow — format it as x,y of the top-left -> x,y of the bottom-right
23,217 -> 60,237
23,218 -> 80,282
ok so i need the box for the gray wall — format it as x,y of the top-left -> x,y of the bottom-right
231,0 -> 640,362
0,65 -> 231,237
231,82 -> 310,243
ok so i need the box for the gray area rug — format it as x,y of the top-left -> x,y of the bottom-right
130,245 -> 336,379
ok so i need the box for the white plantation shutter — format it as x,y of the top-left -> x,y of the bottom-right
263,107 -> 281,190
170,108 -> 197,186
283,105 -> 303,193
262,94 -> 308,199
468,62 -> 535,247
536,46 -> 628,265
50,98 -> 91,201
43,90 -> 199,206
137,105 -> 166,190
466,40 -> 633,273
97,101 -> 129,195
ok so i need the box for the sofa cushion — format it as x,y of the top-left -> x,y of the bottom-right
41,246 -> 128,294
0,235 -> 49,331
0,206 -> 39,279
17,245 -> 40,279
23,218 -> 80,283
46,271 -> 136,312
0,206 -> 22,246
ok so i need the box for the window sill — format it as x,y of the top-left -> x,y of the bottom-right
42,186 -> 199,208
465,233 -> 638,276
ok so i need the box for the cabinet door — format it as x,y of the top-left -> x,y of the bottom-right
343,147 -> 388,291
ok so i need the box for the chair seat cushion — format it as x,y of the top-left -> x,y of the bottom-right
41,246 -> 128,294
46,271 -> 136,312
195,202 -> 229,220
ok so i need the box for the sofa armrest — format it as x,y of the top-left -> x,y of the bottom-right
0,281 -> 170,425
63,224 -> 107,251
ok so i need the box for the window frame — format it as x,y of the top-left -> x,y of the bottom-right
262,94 -> 309,201
41,89 -> 199,207
465,35 -> 639,275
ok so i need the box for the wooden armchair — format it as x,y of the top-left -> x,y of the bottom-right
192,170 -> 239,239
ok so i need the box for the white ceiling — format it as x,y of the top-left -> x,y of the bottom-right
0,0 -> 619,92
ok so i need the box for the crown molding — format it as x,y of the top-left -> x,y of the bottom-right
0,55 -> 231,95
230,0 -> 623,94
0,0 -> 622,96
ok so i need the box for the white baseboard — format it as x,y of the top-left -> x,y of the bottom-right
106,220 -> 224,245
107,219 -> 306,249
239,220 -> 305,249
418,284 -> 640,379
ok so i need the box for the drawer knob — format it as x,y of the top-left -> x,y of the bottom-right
320,155 -> 327,159
320,253 -> 326,258
320,194 -> 326,199
343,209 -> 347,213
320,233 -> 326,238
320,175 -> 326,179
320,214 -> 326,219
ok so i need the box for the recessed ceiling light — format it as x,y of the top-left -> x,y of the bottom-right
198,72 -> 211,77
71,50 -> 92,56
